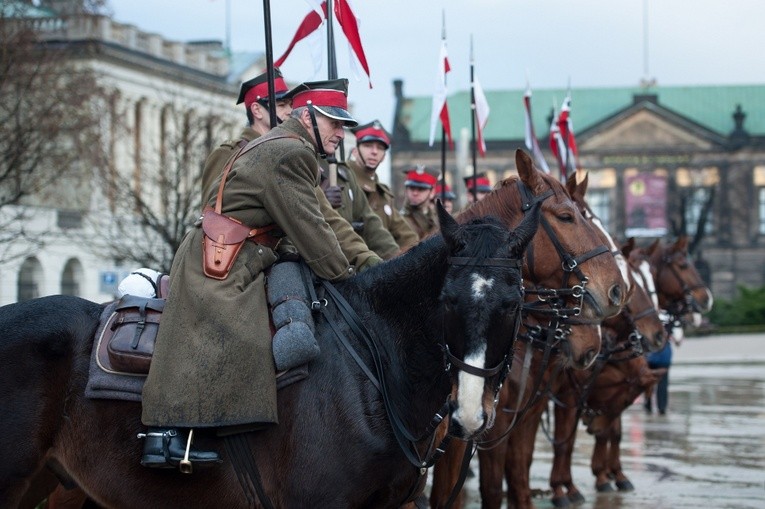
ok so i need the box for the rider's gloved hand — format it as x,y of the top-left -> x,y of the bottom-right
324,185 -> 343,209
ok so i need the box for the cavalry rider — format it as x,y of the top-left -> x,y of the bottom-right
432,183 -> 456,214
347,120 -> 419,251
201,67 -> 295,202
318,136 -> 401,259
463,171 -> 493,205
141,79 -> 382,470
400,165 -> 440,239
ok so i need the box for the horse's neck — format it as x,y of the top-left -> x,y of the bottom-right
342,236 -> 452,429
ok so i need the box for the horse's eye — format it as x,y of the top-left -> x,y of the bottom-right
557,213 -> 574,223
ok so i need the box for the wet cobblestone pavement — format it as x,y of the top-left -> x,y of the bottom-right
435,334 -> 765,508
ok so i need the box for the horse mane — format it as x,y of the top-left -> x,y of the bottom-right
458,172 -> 566,226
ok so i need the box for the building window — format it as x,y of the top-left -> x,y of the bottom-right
61,258 -> 83,296
759,188 -> 765,235
18,257 -> 43,302
683,187 -> 714,235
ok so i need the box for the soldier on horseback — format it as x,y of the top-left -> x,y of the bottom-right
140,78 -> 381,470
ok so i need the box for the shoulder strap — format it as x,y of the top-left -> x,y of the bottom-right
213,134 -> 297,214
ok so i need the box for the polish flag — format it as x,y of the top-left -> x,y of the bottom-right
428,38 -> 453,148
473,76 -> 490,156
523,85 -> 550,173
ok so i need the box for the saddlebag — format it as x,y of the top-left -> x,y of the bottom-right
104,295 -> 165,374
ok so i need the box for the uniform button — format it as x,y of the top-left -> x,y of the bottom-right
258,248 -> 263,254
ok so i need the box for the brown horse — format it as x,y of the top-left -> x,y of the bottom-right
1,205 -> 539,509
545,176 -> 667,507
548,240 -> 668,507
429,155 -> 628,509
580,236 -> 713,499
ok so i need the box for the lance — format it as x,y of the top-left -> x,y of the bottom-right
263,0 -> 277,128
469,34 -> 478,204
439,10 -> 447,203
326,0 -> 340,186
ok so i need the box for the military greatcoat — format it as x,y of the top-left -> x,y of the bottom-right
348,159 -> 419,251
320,162 -> 400,259
142,118 -> 375,429
201,126 -> 257,204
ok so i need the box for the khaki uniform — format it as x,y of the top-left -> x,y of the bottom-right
201,126 -> 258,204
348,159 -> 419,251
401,200 -> 438,240
321,162 -> 400,259
143,118 -> 378,429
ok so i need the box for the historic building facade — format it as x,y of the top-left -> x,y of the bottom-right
0,3 -> 247,305
390,80 -> 765,299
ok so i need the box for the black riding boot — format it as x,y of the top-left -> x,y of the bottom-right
139,427 -> 221,471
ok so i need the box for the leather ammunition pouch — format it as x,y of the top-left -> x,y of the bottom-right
201,207 -> 278,280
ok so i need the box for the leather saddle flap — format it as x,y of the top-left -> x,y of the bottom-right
100,295 -> 165,375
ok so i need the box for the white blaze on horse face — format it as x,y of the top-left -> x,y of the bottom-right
470,273 -> 494,301
455,347 -> 487,434
638,260 -> 660,309
588,213 -> 631,292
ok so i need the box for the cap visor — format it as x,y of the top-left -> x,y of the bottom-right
405,181 -> 433,189
315,105 -> 358,127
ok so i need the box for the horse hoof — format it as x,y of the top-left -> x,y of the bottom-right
596,482 -> 615,492
568,491 -> 586,505
616,479 -> 635,492
551,495 -> 571,507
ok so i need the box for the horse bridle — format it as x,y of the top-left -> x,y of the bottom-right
659,251 -> 708,315
319,251 -> 525,471
476,182 -> 611,450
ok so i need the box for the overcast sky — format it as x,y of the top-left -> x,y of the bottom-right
107,0 -> 764,138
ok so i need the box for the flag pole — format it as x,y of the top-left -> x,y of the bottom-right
440,10 -> 447,201
262,0 -> 277,128
326,0 -> 340,184
469,34 -> 477,204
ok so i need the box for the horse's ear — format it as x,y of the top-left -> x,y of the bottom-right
646,238 -> 661,257
437,200 -> 460,249
515,149 -> 543,193
621,237 -> 635,258
674,235 -> 689,253
509,200 -> 540,257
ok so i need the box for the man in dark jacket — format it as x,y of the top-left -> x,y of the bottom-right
141,79 -> 380,470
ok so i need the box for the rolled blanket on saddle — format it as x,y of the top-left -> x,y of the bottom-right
267,261 -> 320,371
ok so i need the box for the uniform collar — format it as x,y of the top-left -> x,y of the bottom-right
348,158 -> 380,193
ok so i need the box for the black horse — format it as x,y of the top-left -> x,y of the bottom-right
0,204 -> 538,508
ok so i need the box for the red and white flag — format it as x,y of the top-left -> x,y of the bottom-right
557,93 -> 579,176
523,85 -> 550,173
429,38 -> 453,148
473,76 -> 490,156
549,106 -> 567,181
275,0 -> 372,87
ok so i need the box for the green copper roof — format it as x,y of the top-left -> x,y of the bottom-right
401,84 -> 765,142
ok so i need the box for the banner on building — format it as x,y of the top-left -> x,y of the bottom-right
624,172 -> 668,237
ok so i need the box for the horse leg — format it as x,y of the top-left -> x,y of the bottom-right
606,418 -> 633,491
590,427 -> 614,492
429,440 -> 467,509
502,398 -> 547,509
550,397 -> 584,507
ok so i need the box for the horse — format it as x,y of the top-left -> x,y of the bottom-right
429,153 -> 628,509
0,203 -> 539,509
548,234 -> 713,506
547,240 -> 668,507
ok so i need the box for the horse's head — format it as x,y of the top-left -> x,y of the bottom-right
617,239 -> 666,352
645,237 -> 713,318
462,151 -> 626,369
438,201 -> 538,439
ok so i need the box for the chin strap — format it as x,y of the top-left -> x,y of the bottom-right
307,104 -> 327,159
